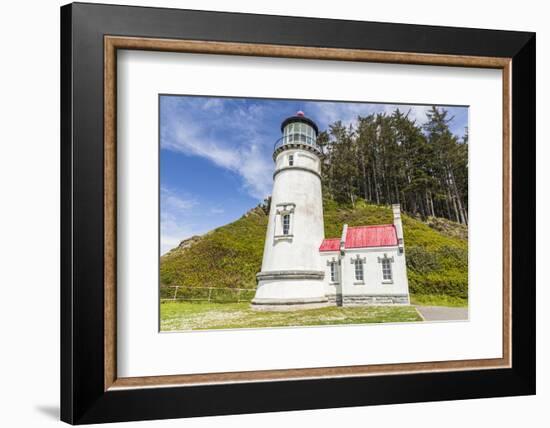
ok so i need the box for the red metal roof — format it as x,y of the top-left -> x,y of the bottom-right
319,238 -> 341,252
345,225 -> 398,248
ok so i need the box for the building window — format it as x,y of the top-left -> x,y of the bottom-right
351,255 -> 366,283
330,261 -> 338,283
288,154 -> 294,166
354,259 -> 364,281
282,214 -> 290,235
381,257 -> 393,281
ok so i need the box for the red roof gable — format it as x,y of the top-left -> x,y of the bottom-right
319,238 -> 341,252
345,225 -> 398,248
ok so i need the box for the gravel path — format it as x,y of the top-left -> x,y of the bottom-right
415,305 -> 468,321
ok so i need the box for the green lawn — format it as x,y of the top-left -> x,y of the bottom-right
410,294 -> 468,307
160,302 -> 423,331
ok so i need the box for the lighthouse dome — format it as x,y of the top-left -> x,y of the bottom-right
280,111 -> 319,135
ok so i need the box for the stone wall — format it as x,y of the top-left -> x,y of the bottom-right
342,294 -> 409,305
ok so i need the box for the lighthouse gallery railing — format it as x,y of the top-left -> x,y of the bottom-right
273,134 -> 318,152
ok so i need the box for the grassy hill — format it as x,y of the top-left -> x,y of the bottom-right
160,198 -> 468,305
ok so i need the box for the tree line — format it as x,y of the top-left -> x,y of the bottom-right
317,106 -> 468,224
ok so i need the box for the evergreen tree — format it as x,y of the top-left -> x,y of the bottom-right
318,106 -> 468,224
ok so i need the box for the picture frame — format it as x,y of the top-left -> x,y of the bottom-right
60,2 -> 535,424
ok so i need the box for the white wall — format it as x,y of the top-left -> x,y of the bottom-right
340,247 -> 409,298
0,1 -> 547,427
321,245 -> 409,302
320,251 -> 341,297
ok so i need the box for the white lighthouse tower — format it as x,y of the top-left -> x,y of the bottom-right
252,111 -> 328,310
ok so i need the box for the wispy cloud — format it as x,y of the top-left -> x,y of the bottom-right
161,187 -> 198,211
312,102 -> 377,128
161,97 -> 273,200
312,101 -> 467,138
160,211 -> 201,255
201,98 -> 224,113
313,102 -> 435,128
160,187 -> 202,254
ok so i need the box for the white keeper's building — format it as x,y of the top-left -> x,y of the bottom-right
252,112 -> 410,310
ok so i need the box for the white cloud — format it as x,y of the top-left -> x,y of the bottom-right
161,187 -> 198,211
393,105 -> 431,125
160,211 -> 203,255
201,98 -> 224,113
161,100 -> 273,200
160,188 -> 202,254
312,102 -> 377,129
312,102 -> 463,135
164,123 -> 272,199
313,102 -> 436,130
159,97 -> 277,252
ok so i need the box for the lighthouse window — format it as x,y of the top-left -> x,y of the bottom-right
282,214 -> 290,235
288,155 -> 294,166
354,259 -> 364,282
298,123 -> 306,142
274,204 -> 295,240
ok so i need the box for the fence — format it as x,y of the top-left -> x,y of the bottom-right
161,285 -> 256,303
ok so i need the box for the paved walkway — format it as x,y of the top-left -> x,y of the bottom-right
415,305 -> 468,321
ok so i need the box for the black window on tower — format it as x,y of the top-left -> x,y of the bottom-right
288,154 -> 294,166
282,214 -> 290,235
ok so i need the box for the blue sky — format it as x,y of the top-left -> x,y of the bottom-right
160,95 -> 468,254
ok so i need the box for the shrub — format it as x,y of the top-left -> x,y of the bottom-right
160,286 -> 177,300
436,245 -> 468,270
406,246 -> 441,273
176,286 -> 210,301
408,270 -> 468,299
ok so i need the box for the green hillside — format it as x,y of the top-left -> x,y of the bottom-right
160,198 -> 468,304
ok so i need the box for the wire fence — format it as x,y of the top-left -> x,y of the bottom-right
161,285 -> 256,303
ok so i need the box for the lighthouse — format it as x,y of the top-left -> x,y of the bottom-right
252,111 -> 328,310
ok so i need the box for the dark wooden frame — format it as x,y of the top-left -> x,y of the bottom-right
61,2 -> 535,424
104,36 -> 513,389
